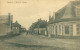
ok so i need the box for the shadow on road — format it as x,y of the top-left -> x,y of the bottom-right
6,42 -> 65,50
0,34 -> 21,41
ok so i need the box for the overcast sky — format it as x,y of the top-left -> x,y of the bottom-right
0,0 -> 75,29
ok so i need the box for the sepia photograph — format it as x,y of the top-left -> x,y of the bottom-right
0,0 -> 80,50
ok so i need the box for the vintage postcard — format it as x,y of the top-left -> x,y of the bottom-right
0,0 -> 80,50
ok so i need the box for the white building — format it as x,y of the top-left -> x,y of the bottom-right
34,28 -> 47,35
47,1 -> 80,37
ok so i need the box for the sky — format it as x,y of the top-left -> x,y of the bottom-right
0,0 -> 75,30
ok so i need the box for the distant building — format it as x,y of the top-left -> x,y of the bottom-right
20,26 -> 27,33
12,21 -> 21,34
31,18 -> 47,35
47,1 -> 80,37
0,13 -> 13,36
34,28 -> 47,35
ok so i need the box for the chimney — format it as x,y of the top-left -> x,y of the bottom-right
49,11 -> 51,22
8,13 -> 11,17
8,13 -> 13,30
53,12 -> 55,21
8,13 -> 11,25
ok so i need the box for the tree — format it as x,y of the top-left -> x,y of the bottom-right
29,19 -> 47,31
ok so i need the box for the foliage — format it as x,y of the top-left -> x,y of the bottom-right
29,19 -> 47,30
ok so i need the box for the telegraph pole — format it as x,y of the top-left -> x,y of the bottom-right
38,25 -> 39,35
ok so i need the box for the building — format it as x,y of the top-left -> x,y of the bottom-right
12,21 -> 21,34
0,13 -> 13,36
20,26 -> 27,33
47,1 -> 80,37
34,28 -> 47,35
30,18 -> 47,35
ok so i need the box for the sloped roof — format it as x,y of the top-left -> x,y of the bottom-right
13,21 -> 21,27
35,20 -> 47,28
56,1 -> 80,19
52,1 -> 80,23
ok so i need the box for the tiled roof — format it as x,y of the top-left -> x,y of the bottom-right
13,21 -> 21,27
48,1 -> 80,24
55,1 -> 80,20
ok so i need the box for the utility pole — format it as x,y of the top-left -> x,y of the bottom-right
53,12 -> 55,21
38,25 -> 39,35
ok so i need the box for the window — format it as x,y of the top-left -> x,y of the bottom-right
70,25 -> 73,34
76,6 -> 80,16
65,25 -> 69,34
77,24 -> 80,34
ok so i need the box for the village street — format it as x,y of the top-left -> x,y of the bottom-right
0,33 -> 80,50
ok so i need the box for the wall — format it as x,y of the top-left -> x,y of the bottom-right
34,28 -> 46,35
0,16 -> 9,23
0,24 -> 11,36
0,14 -> 13,36
47,21 -> 80,37
12,27 -> 19,34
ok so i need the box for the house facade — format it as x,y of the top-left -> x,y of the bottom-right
34,28 -> 47,35
0,13 -> 13,36
47,1 -> 80,37
12,21 -> 21,34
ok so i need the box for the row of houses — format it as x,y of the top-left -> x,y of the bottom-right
33,1 -> 80,37
0,13 -> 26,36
